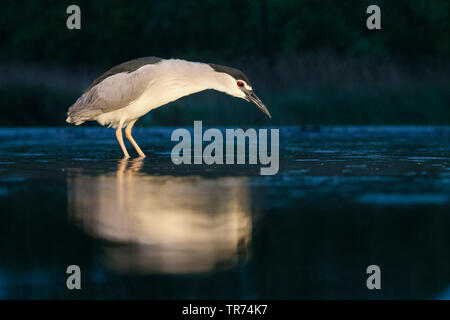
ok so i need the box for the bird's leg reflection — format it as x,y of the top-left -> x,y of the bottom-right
117,158 -> 144,179
67,162 -> 252,274
117,158 -> 144,209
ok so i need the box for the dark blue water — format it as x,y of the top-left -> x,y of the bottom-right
0,126 -> 449,299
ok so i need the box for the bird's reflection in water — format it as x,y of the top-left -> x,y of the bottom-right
67,159 -> 252,274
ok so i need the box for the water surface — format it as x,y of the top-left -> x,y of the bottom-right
0,126 -> 449,299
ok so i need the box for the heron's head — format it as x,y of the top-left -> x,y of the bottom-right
208,63 -> 271,118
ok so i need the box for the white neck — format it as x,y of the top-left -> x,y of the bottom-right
148,59 -> 235,96
134,59 -> 240,111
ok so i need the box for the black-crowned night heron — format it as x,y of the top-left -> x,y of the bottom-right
66,57 -> 271,158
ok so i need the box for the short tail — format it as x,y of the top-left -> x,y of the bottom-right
66,88 -> 102,125
66,111 -> 86,126
66,99 -> 98,125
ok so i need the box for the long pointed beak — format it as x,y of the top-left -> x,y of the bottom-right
246,91 -> 271,118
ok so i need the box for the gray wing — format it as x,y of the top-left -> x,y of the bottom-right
83,56 -> 162,93
67,67 -> 155,123
67,57 -> 161,124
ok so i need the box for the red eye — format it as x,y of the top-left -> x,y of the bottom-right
237,81 -> 244,87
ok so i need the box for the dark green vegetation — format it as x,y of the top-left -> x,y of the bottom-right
0,0 -> 449,126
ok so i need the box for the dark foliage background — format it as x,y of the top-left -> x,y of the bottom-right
0,0 -> 449,126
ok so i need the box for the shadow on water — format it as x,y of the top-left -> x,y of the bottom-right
0,126 -> 449,299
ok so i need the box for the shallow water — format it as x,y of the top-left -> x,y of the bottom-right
0,126 -> 449,299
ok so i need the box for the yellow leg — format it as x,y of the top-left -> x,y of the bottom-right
125,120 -> 146,158
116,126 -> 130,158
